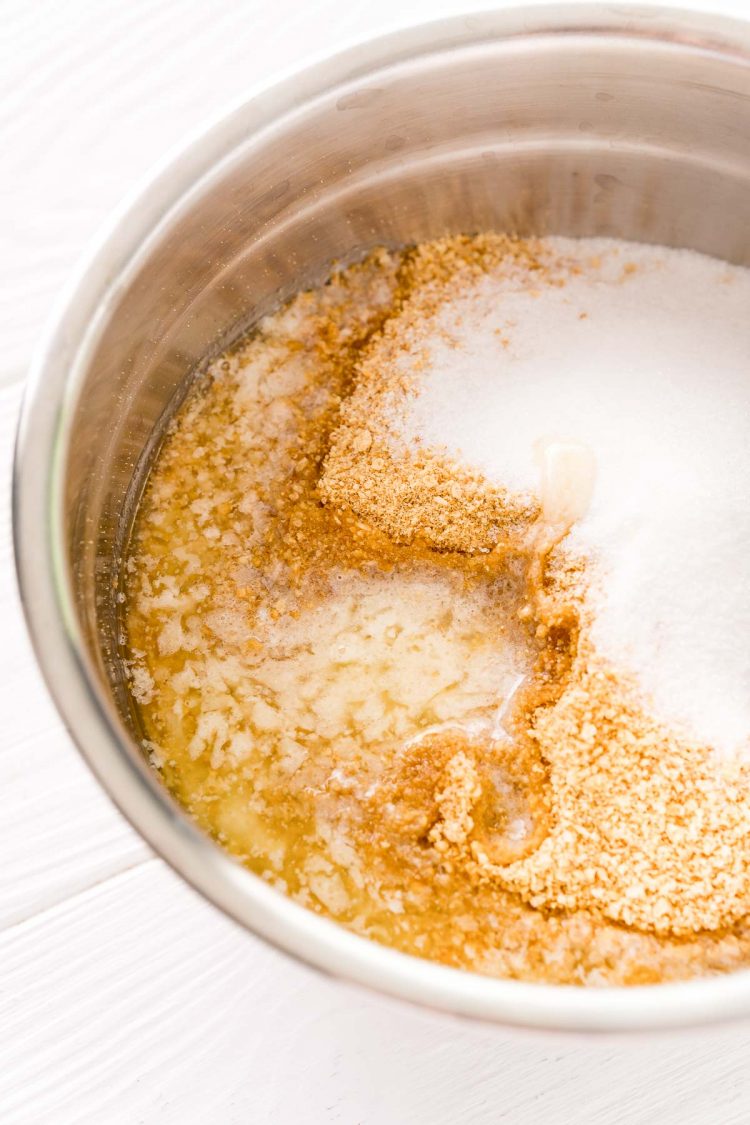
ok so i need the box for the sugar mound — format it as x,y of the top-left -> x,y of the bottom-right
397,238 -> 750,758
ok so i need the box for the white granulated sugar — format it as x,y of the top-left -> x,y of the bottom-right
397,237 -> 750,758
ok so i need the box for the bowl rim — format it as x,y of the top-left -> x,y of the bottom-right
13,3 -> 750,1032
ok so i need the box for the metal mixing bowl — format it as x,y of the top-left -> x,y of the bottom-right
14,5 -> 750,1030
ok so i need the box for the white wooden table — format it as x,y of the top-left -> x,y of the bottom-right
3,1 -> 750,1120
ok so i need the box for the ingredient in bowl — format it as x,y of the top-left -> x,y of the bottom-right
124,234 -> 750,985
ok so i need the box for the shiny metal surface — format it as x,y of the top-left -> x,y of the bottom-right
13,5 -> 750,1029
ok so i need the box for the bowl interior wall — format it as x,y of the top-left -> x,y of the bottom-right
62,28 -> 750,735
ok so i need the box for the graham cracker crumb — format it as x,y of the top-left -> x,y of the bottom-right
320,235 -> 554,552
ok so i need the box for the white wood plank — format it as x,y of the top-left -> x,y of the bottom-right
2,860 -> 750,1125
0,384 -> 150,929
0,0 -> 457,384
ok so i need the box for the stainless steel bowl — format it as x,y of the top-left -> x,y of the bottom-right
14,4 -> 750,1031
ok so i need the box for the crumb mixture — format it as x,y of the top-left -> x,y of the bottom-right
322,236 -> 750,758
124,235 -> 750,986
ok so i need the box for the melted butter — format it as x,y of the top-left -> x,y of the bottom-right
538,437 -> 597,530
